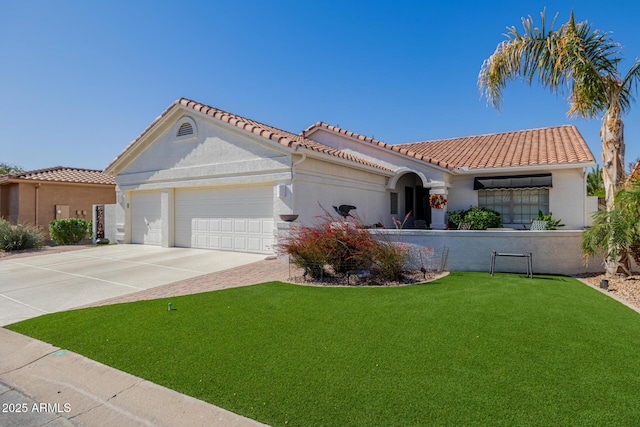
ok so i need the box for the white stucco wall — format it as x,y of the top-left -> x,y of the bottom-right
447,168 -> 589,229
292,157 -> 390,227
307,128 -> 450,188
548,168 -> 588,229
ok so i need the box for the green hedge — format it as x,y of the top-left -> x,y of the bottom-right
448,206 -> 501,230
49,218 -> 90,245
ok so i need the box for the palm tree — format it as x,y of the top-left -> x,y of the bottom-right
586,165 -> 605,198
479,9 -> 640,212
582,184 -> 640,275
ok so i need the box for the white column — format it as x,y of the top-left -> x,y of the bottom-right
161,188 -> 175,247
122,191 -> 132,244
429,188 -> 449,230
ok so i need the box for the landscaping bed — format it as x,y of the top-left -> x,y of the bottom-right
578,272 -> 640,310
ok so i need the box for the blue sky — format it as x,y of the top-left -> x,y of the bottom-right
1,0 -> 638,172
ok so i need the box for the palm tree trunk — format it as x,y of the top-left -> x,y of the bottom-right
601,114 -> 627,277
600,115 -> 625,210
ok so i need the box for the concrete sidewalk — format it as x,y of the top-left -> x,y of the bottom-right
0,328 -> 267,427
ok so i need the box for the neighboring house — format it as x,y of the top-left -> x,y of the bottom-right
105,98 -> 596,255
0,166 -> 116,238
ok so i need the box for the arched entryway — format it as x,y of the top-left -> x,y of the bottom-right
389,171 -> 430,228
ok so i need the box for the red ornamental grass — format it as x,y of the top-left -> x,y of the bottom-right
277,214 -> 410,282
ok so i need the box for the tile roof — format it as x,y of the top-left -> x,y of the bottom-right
303,123 -> 595,170
395,125 -> 595,170
0,166 -> 115,185
106,98 -> 391,173
302,122 -> 453,170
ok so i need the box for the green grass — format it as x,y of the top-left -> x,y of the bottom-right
7,272 -> 640,426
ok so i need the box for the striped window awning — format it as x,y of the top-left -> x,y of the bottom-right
473,173 -> 552,190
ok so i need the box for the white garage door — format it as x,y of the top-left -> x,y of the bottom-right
175,186 -> 274,254
131,191 -> 162,245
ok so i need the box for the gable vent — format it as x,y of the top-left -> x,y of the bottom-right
177,122 -> 194,137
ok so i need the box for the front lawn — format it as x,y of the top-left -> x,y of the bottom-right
7,273 -> 640,426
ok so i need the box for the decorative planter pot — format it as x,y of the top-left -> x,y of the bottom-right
279,214 -> 299,222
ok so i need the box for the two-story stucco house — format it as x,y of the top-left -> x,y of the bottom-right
104,98 -> 596,255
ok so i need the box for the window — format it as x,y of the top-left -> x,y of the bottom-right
478,188 -> 549,224
390,192 -> 398,214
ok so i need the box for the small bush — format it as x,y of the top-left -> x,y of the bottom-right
277,209 -> 416,283
49,218 -> 90,245
535,209 -> 565,230
374,241 -> 410,282
464,207 -> 501,229
448,207 -> 501,230
447,209 -> 467,229
0,218 -> 44,251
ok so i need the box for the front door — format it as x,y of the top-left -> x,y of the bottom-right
416,186 -> 431,228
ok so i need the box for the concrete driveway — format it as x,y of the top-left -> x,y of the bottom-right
0,245 -> 266,326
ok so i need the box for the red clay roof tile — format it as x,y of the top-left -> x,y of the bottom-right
395,125 -> 595,170
0,166 -> 115,185
303,122 -> 595,170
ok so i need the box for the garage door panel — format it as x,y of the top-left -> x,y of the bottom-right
247,237 -> 262,252
247,220 -> 261,233
175,186 -> 274,254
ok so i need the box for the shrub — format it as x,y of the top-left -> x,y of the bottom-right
374,241 -> 410,282
464,207 -> 501,229
535,209 -> 565,230
0,218 -> 44,251
277,225 -> 329,278
49,218 -> 90,245
448,206 -> 501,230
447,209 -> 467,229
277,217 -> 381,278
322,221 -> 380,274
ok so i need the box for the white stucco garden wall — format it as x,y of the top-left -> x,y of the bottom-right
371,229 -> 602,275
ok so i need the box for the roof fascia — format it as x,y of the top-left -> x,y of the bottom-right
450,161 -> 597,175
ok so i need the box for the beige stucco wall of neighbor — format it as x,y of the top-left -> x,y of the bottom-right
3,182 -> 115,238
371,229 -> 602,276
292,157 -> 390,227
0,184 -> 19,223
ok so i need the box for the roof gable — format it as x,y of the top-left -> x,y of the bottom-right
105,98 -> 390,174
0,166 -> 115,185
